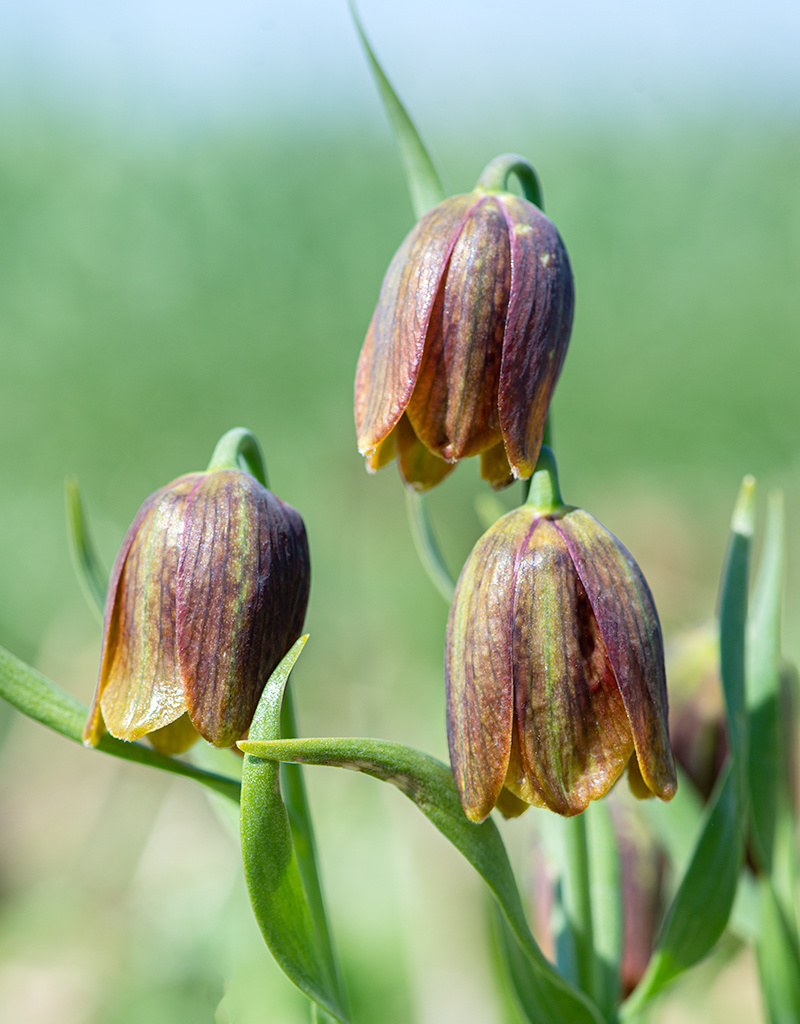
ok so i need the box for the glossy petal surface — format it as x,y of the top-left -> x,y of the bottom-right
355,194 -> 477,455
395,413 -> 455,491
556,509 -> 677,799
406,196 -> 510,461
87,474 -> 204,744
506,518 -> 634,816
497,195 -> 574,477
177,470 -> 310,747
446,507 -> 532,821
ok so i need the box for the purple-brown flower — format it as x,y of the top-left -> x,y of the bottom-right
83,468 -> 310,754
445,452 -> 676,820
355,155 -> 574,491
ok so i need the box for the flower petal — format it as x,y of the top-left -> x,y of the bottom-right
395,414 -> 455,491
497,195 -> 574,478
355,194 -> 477,454
446,507 -> 533,821
507,518 -> 634,816
177,471 -> 310,747
556,510 -> 677,800
88,475 -> 203,745
406,195 -> 510,460
479,441 -> 514,490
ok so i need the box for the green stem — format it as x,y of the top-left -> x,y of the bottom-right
405,490 -> 456,603
524,446 -> 566,515
564,813 -> 598,1002
206,427 -> 269,487
476,154 -> 544,210
280,684 -> 347,1014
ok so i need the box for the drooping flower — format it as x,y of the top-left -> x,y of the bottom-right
445,448 -> 676,820
83,467 -> 310,754
355,154 -> 574,491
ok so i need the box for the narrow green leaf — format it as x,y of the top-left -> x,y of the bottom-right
65,478 -> 108,621
746,491 -> 785,874
719,475 -> 755,795
620,765 -> 742,1018
349,1 -> 446,219
0,643 -> 241,802
240,734 -> 604,1024
639,767 -> 705,894
240,639 -> 349,1024
756,877 -> 800,1024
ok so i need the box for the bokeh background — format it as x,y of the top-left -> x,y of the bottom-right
1,1 -> 798,1022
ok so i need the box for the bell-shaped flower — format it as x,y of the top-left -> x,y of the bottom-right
445,448 -> 676,820
83,467 -> 310,754
355,154 -> 574,491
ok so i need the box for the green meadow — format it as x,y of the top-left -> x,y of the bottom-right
0,110 -> 797,1023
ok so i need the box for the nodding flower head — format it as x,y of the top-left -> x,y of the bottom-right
445,449 -> 676,820
355,154 -> 574,492
83,466 -> 310,754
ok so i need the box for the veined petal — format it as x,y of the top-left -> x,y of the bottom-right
395,414 -> 455,491
507,518 -> 634,816
555,509 -> 677,800
147,712 -> 200,755
364,426 -> 398,473
406,195 -> 509,460
88,475 -> 203,745
497,195 -> 574,478
446,507 -> 533,821
177,471 -> 310,747
479,440 -> 514,490
355,194 -> 477,454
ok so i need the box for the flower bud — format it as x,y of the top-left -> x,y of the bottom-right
445,451 -> 676,820
83,468 -> 310,754
355,155 -> 574,491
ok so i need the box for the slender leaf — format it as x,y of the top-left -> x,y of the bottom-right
349,1 -> 445,219
240,734 -> 604,1024
240,638 -> 349,1024
65,478 -> 108,621
720,475 -> 756,796
746,491 -> 785,874
279,685 -> 345,1008
756,877 -> 800,1024
621,765 -> 741,1018
622,482 -> 757,1017
0,643 -> 241,801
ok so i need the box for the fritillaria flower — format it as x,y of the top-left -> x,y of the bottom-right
355,154 -> 574,491
83,467 -> 310,754
445,448 -> 676,820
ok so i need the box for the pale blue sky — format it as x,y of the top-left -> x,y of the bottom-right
2,0 -> 798,130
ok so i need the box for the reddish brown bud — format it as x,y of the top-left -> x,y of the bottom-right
446,455 -> 676,820
355,156 -> 574,491
83,468 -> 310,753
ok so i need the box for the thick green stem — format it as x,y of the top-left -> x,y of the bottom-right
524,446 -> 566,515
564,812 -> 599,1003
206,427 -> 269,487
476,153 -> 544,210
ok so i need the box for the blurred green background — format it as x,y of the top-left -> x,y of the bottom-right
1,1 -> 798,1022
